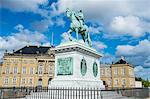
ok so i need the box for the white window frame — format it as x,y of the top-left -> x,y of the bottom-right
6,66 -> 10,74
14,67 -> 18,74
12,77 -> 17,85
30,67 -> 34,75
122,68 -> 126,76
38,65 -> 43,75
114,79 -> 118,85
122,79 -> 126,86
22,67 -> 26,74
4,78 -> 9,85
101,69 -> 105,76
21,78 -> 26,84
114,68 -> 118,75
29,78 -> 33,85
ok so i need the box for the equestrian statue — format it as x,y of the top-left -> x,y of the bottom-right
66,8 -> 92,47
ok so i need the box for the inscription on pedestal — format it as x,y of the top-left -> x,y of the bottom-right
57,57 -> 73,75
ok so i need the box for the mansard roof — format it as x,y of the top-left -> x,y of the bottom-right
115,59 -> 128,64
14,45 -> 51,54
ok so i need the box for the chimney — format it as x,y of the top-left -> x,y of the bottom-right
5,50 -> 7,53
121,56 -> 125,60
13,49 -> 15,53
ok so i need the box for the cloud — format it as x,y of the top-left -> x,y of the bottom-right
88,22 -> 103,35
116,39 -> 150,67
0,0 -> 48,12
52,0 -> 150,38
61,32 -> 70,42
0,24 -> 50,60
108,16 -> 150,37
93,41 -> 107,50
134,66 -> 150,80
100,53 -> 116,64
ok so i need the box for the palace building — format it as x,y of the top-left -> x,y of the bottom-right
0,45 -> 55,87
100,57 -> 135,89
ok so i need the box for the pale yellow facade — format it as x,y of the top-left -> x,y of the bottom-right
0,46 -> 55,87
100,65 -> 112,88
111,64 -> 135,88
100,58 -> 135,89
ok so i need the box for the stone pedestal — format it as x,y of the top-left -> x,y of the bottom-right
49,41 -> 104,89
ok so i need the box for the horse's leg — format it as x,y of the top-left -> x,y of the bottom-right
81,34 -> 85,43
68,29 -> 73,41
87,32 -> 92,47
75,28 -> 79,40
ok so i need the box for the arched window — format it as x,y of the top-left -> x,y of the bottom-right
38,65 -> 43,75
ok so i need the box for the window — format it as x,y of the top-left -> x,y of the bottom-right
30,67 -> 34,74
29,78 -> 33,84
49,65 -> 53,76
6,66 -> 10,74
106,68 -> 111,76
101,69 -> 105,75
22,67 -> 26,74
114,68 -> 118,75
4,78 -> 9,85
12,77 -> 17,84
114,79 -> 118,85
0,66 -> 2,74
122,68 -> 126,76
122,79 -> 126,86
38,65 -> 43,74
21,78 -> 26,84
108,79 -> 111,86
14,67 -> 18,74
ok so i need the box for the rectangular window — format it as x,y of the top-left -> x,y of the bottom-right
114,79 -> 118,85
108,79 -> 111,86
101,69 -> 105,75
114,68 -> 118,75
49,65 -> 53,75
12,77 -> 17,84
4,78 -> 9,85
122,79 -> 126,86
122,68 -> 126,76
6,66 -> 10,74
0,66 -> 2,74
22,67 -> 26,74
29,78 -> 33,84
21,78 -> 26,84
30,67 -> 34,74
38,65 -> 43,75
14,67 -> 18,74
106,68 -> 111,76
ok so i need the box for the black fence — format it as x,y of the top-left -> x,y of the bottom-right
0,87 -> 149,99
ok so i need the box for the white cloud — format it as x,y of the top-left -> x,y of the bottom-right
134,66 -> 150,80
116,39 -> 150,56
2,0 -> 150,37
108,16 -> 150,37
0,0 -> 48,12
61,32 -> 70,43
93,41 -> 107,50
116,39 -> 150,67
0,24 -> 50,60
88,23 -> 103,35
144,56 -> 150,67
52,0 -> 150,38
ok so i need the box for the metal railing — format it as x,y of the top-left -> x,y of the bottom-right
0,87 -> 149,99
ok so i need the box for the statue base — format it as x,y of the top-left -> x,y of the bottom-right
49,41 -> 105,89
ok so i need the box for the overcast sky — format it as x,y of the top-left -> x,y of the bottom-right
0,0 -> 150,80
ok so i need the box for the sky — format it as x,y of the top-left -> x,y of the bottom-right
0,0 -> 150,80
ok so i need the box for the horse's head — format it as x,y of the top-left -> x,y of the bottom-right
66,8 -> 71,18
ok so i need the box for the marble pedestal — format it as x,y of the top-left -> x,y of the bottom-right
49,41 -> 105,89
